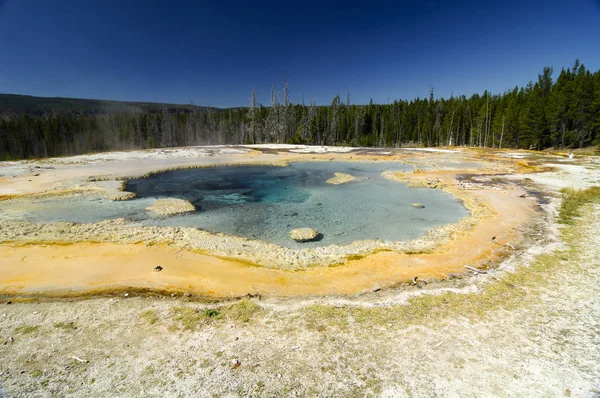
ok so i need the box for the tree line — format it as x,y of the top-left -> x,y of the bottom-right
1,60 -> 599,160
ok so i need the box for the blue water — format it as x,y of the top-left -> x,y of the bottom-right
0,162 -> 470,248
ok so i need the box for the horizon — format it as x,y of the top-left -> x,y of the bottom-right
1,55 -> 597,109
1,0 -> 600,107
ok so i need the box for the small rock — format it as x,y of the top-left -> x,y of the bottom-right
291,346 -> 300,350
411,203 -> 425,209
289,228 -> 319,242
145,198 -> 196,217
124,293 -> 129,297
153,265 -> 163,272
6,301 -> 12,305
326,172 -> 356,185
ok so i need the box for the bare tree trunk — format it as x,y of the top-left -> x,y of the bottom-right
499,116 -> 505,149
447,108 -> 456,146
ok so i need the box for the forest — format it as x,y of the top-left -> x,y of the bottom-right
1,60 -> 599,160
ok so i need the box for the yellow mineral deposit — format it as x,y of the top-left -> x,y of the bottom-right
0,147 -> 539,298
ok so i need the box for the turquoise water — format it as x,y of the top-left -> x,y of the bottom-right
0,162 -> 469,248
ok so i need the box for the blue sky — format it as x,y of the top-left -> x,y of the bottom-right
0,0 -> 599,107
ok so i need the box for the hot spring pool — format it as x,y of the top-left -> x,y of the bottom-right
0,162 -> 469,248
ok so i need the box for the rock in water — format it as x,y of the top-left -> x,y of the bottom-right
145,198 -> 196,217
411,203 -> 425,209
289,228 -> 319,242
326,172 -> 356,185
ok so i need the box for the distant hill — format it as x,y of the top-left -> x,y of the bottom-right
0,93 -> 218,116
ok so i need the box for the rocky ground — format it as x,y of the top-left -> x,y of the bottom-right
0,146 -> 599,397
0,199 -> 598,397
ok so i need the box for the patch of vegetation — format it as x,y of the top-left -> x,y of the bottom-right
222,299 -> 261,322
558,187 -> 600,225
171,307 -> 211,330
140,309 -> 159,325
170,299 -> 261,330
305,304 -> 351,330
550,146 -> 600,157
53,321 -> 77,331
205,308 -> 220,318
30,369 -> 43,378
14,325 -> 40,335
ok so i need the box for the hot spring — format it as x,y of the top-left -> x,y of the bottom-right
0,161 -> 470,248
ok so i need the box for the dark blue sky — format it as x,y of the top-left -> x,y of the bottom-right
1,0 -> 599,107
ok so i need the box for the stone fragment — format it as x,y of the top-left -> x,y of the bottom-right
289,228 -> 319,242
145,198 -> 196,217
326,172 -> 356,185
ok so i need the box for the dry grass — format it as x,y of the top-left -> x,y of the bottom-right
170,298 -> 261,330
304,249 -> 558,330
549,146 -> 600,156
558,186 -> 600,224
53,321 -> 77,331
223,298 -> 261,322
140,309 -> 159,325
14,325 -> 40,335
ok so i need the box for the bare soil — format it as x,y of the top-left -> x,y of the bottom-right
0,146 -> 599,397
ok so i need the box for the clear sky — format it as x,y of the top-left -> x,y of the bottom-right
0,0 -> 599,107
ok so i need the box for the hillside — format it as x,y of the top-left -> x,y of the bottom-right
0,93 -> 216,117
